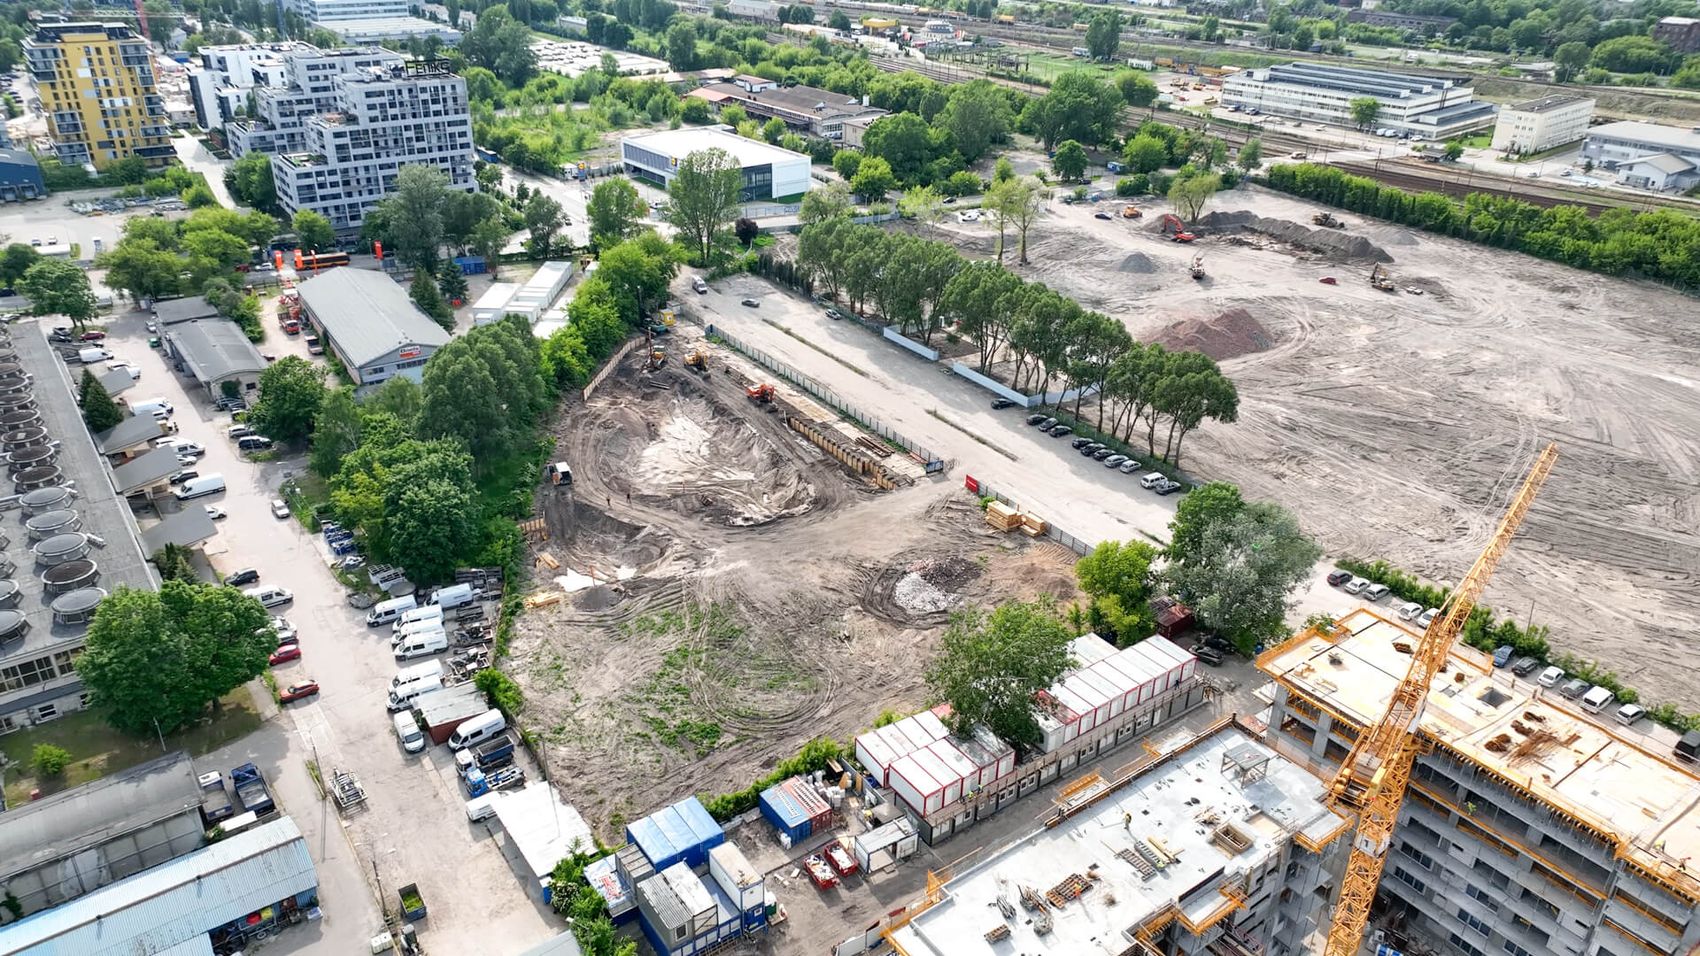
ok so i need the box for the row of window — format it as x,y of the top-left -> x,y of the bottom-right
2,650 -> 77,694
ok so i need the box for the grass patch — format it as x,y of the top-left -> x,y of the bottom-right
0,689 -> 262,805
1453,132 -> 1492,149
279,472 -> 329,532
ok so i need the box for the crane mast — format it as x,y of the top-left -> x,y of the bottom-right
1322,443 -> 1558,956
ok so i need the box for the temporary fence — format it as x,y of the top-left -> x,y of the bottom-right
582,337 -> 643,400
965,474 -> 1094,555
704,323 -> 950,475
883,327 -> 941,361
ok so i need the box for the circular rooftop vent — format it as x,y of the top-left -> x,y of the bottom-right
0,408 -> 42,431
34,531 -> 89,565
26,509 -> 79,540
0,392 -> 36,413
42,558 -> 97,595
14,465 -> 62,493
50,588 -> 105,627
8,443 -> 56,473
0,361 -> 24,379
0,375 -> 32,397
3,425 -> 49,451
0,608 -> 27,644
0,579 -> 21,610
19,485 -> 73,515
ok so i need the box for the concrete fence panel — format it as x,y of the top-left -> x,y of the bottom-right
950,362 -> 1028,405
883,327 -> 941,361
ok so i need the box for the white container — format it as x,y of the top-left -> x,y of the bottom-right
889,753 -> 943,816
708,843 -> 764,913
926,739 -> 978,803
912,746 -> 961,807
855,730 -> 899,786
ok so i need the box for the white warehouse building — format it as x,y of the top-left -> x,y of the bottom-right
620,126 -> 811,201
1490,93 -> 1594,155
1222,61 -> 1496,140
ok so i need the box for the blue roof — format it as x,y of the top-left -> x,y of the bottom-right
760,781 -> 812,831
626,797 -> 723,870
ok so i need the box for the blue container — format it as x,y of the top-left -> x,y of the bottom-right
758,781 -> 813,844
625,796 -> 724,871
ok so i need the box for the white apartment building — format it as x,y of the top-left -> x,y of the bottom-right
271,61 -> 474,233
1223,61 -> 1496,140
226,46 -> 405,157
288,0 -> 410,22
1490,94 -> 1594,155
186,42 -> 311,131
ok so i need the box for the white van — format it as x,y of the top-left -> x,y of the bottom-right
393,605 -> 444,631
430,583 -> 477,609
128,398 -> 174,418
78,347 -> 112,364
394,629 -> 448,661
390,660 -> 444,690
366,594 -> 418,628
392,711 -> 426,753
1140,472 -> 1167,489
390,619 -> 445,647
174,474 -> 227,500
388,673 -> 442,711
243,585 -> 294,609
1580,685 -> 1615,714
465,794 -> 498,822
448,709 -> 507,751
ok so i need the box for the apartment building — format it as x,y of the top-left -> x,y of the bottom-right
1259,609 -> 1700,956
1489,94 -> 1595,155
23,22 -> 173,170
1654,16 -> 1700,55
186,41 -> 311,131
226,45 -> 405,157
1222,62 -> 1496,140
888,719 -> 1351,956
269,60 -> 474,232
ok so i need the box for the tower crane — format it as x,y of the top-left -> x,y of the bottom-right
1321,442 -> 1558,956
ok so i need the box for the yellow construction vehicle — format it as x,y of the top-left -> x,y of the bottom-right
683,350 -> 708,374
1369,263 -> 1395,291
1320,444 -> 1557,956
1121,204 -> 1142,219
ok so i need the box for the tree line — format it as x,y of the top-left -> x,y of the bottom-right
794,217 -> 1238,467
1265,162 -> 1700,289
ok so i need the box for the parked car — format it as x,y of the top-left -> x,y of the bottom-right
1104,455 -> 1127,468
1118,460 -> 1142,474
1091,448 -> 1115,461
168,470 -> 200,486
1394,601 -> 1423,621
204,505 -> 227,520
1493,646 -> 1515,668
1154,480 -> 1183,495
1079,443 -> 1103,457
272,617 -> 296,643
1094,211 -> 1113,220
1326,570 -> 1353,587
691,277 -> 708,293
238,436 -> 274,452
1071,437 -> 1093,449
1510,656 -> 1540,676
1048,425 -> 1072,437
268,644 -> 302,666
270,498 -> 291,519
1557,677 -> 1590,699
1536,665 -> 1565,688
1194,646 -> 1224,666
223,568 -> 260,587
228,425 -> 256,439
1202,634 -> 1234,654
278,680 -> 319,703
1026,413 -> 1049,426
79,330 -> 106,342
1362,583 -> 1390,602
740,298 -> 760,308
1616,703 -> 1647,726
1417,607 -> 1439,628
991,398 -> 1018,410
1037,417 -> 1057,431
1342,577 -> 1370,595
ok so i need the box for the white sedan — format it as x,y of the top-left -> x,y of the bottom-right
270,499 -> 291,519
204,505 -> 227,520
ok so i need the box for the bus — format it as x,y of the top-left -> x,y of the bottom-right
294,250 -> 351,272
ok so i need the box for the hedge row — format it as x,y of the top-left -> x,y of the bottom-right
700,737 -> 844,821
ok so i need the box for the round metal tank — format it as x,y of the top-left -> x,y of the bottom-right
0,361 -> 23,379
0,579 -> 21,609
0,608 -> 26,644
50,588 -> 105,627
25,509 -> 79,540
2,425 -> 49,450
42,558 -> 97,595
7,443 -> 56,473
0,408 -> 42,431
14,465 -> 62,492
20,485 -> 73,515
33,531 -> 89,565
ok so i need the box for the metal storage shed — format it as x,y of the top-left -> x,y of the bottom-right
626,796 -> 724,871
758,776 -> 832,844
414,683 -> 488,744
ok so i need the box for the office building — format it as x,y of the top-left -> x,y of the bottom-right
1490,94 -> 1595,155
691,74 -> 886,139
322,17 -> 464,45
888,720 -> 1350,956
1581,120 -> 1700,193
1654,16 -> 1700,54
23,22 -> 173,170
288,0 -> 411,22
295,269 -> 449,385
0,326 -> 157,733
226,45 -> 406,158
186,41 -> 311,131
1259,608 -> 1700,956
1222,62 -> 1496,140
621,126 -> 811,200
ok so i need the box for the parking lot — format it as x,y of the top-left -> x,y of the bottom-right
91,309 -> 560,954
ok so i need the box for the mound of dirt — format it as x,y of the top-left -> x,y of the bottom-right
1194,210 -> 1392,262
1151,308 -> 1275,361
1118,252 -> 1157,274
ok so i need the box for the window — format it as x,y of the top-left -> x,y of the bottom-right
33,702 -> 57,721
1456,908 -> 1490,937
1472,859 -> 1510,891
1391,866 -> 1427,894
1464,883 -> 1499,913
1447,933 -> 1488,956
1502,943 -> 1535,956
1400,842 -> 1435,870
1517,889 -> 1558,921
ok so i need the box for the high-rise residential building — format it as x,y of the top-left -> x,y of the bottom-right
1259,608 -> 1700,956
226,45 -> 407,157
268,60 -> 474,233
23,22 -> 173,170
186,41 -> 313,131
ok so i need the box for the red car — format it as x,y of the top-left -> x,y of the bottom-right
1326,570 -> 1353,587
279,680 -> 319,703
268,645 -> 302,666
79,330 -> 106,342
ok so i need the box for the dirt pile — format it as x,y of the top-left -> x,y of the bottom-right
1118,252 -> 1157,274
1195,210 -> 1392,262
1151,308 -> 1276,360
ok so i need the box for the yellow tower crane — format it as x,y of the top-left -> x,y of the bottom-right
1322,442 -> 1558,956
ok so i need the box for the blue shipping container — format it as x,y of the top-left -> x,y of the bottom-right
625,796 -> 724,871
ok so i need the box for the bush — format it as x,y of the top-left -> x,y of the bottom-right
700,737 -> 843,821
475,668 -> 525,716
31,743 -> 71,776
1115,174 -> 1149,197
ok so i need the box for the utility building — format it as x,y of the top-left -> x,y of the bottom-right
296,269 -> 449,385
24,23 -> 173,170
1222,62 -> 1496,140
1490,94 -> 1594,155
620,126 -> 811,200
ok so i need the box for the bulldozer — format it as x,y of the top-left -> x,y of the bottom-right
683,350 -> 708,375
1121,204 -> 1142,220
1312,211 -> 1346,229
1159,214 -> 1196,242
1189,254 -> 1205,281
1369,263 -> 1396,292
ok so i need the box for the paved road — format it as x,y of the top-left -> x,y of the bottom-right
102,309 -> 560,955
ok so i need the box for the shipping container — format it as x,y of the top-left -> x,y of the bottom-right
912,746 -> 962,807
759,776 -> 833,844
627,796 -> 725,871
708,843 -> 765,924
855,709 -> 950,786
855,731 -> 901,786
1087,658 -> 1138,711
1069,632 -> 1118,665
926,739 -> 980,801
951,725 -> 1015,784
889,752 -> 947,816
1103,649 -> 1160,704
853,817 -> 919,872
637,863 -> 742,956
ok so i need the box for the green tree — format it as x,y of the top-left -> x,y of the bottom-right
292,209 -> 336,253
181,183 -> 218,208
596,232 -> 678,319
411,269 -> 455,330
1075,540 -> 1158,642
849,155 -> 898,201
152,543 -> 198,583
1237,137 -> 1263,171
523,191 -> 567,258
937,80 -> 1013,162
310,386 -> 362,478
898,183 -> 945,233
78,583 -> 273,735
248,356 -> 327,444
1166,482 -> 1245,562
78,369 -> 124,431
18,259 -> 98,328
798,180 -> 852,224
1123,134 -> 1167,174
666,147 -> 744,264
1590,35 -> 1673,74
31,744 -> 70,777
1084,9 -> 1122,60
461,5 -> 538,85
469,215 -> 510,276
666,19 -> 697,70
862,112 -> 941,184
1168,170 -> 1220,221
586,178 -> 648,248
0,243 -> 40,287
378,165 -> 449,270
760,117 -> 787,144
985,175 -> 1046,265
1115,70 -> 1159,107
367,375 -> 425,430
1443,139 -> 1465,162
437,260 -> 469,303
1023,71 -> 1123,148
389,478 -> 480,582
993,156 -> 1015,183
829,9 -> 850,29
1161,502 -> 1321,652
1348,96 -> 1381,131
1051,140 -> 1088,181
1553,41 -> 1590,83
832,148 -> 862,181
924,600 -> 1077,749
1674,56 -> 1700,90
98,238 -> 184,303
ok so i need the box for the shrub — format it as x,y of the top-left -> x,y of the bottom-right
31,744 -> 71,776
700,737 -> 843,820
475,668 -> 525,716
1115,174 -> 1150,197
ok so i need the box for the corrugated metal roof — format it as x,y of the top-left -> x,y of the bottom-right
110,444 -> 182,494
414,683 -> 486,725
140,506 -> 218,554
151,296 -> 219,326
96,413 -> 169,454
167,318 -> 267,385
488,783 -> 594,883
296,269 -> 448,369
0,751 -> 199,883
637,866 -> 694,932
0,817 -> 314,955
759,777 -> 831,831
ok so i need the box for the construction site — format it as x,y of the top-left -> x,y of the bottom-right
508,340 -> 1085,834
931,183 -> 1700,710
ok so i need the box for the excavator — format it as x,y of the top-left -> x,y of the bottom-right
1159,214 -> 1196,242
683,350 -> 708,375
1188,254 -> 1205,280
1319,444 -> 1557,956
1369,263 -> 1396,292
1312,211 -> 1347,229
745,383 -> 777,409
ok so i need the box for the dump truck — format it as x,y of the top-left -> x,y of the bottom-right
198,771 -> 235,825
230,762 -> 276,817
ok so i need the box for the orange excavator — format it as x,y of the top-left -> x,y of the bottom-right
1159,214 -> 1196,242
746,383 -> 777,406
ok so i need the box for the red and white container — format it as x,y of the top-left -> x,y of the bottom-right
856,711 -> 952,787
889,752 -> 948,815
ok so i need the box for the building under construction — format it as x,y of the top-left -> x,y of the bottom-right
886,719 -> 1351,956
1259,607 -> 1700,956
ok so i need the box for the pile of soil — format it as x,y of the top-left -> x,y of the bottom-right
1151,308 -> 1276,361
1194,210 -> 1392,262
1118,252 -> 1157,274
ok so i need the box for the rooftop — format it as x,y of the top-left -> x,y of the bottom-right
1624,152 -> 1696,174
1510,93 -> 1593,114
0,751 -> 199,884
110,444 -> 182,495
488,783 -> 595,885
1587,120 -> 1700,154
165,317 -> 268,385
95,413 -> 172,455
1258,609 -> 1700,901
295,269 -> 449,368
151,296 -> 219,327
701,79 -> 883,119
322,17 -> 463,40
139,506 -> 218,554
1244,61 -> 1468,99
890,722 -> 1345,956
28,22 -> 141,44
623,125 -> 811,169
0,149 -> 41,170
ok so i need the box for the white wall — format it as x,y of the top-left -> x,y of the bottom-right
769,154 -> 811,199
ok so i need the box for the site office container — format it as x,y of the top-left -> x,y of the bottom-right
889,752 -> 949,816
951,725 -> 1015,785
1070,632 -> 1119,665
855,731 -> 900,786
912,745 -> 963,807
1139,634 -> 1197,687
1103,649 -> 1161,706
1071,669 -> 1123,722
758,776 -> 832,844
1086,658 -> 1140,712
925,739 -> 980,803
1054,682 -> 1097,735
853,817 -> 919,872
708,843 -> 765,918
857,710 -> 949,786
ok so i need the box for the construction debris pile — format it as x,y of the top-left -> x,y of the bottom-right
893,556 -> 984,615
1196,210 -> 1391,262
1151,308 -> 1275,361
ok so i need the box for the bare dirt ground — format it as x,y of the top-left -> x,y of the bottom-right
935,185 -> 1700,707
508,356 -> 1083,834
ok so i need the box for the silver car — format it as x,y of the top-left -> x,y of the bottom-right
1103,454 -> 1128,468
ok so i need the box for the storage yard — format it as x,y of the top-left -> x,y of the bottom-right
509,348 -> 1085,833
935,185 -> 1700,707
